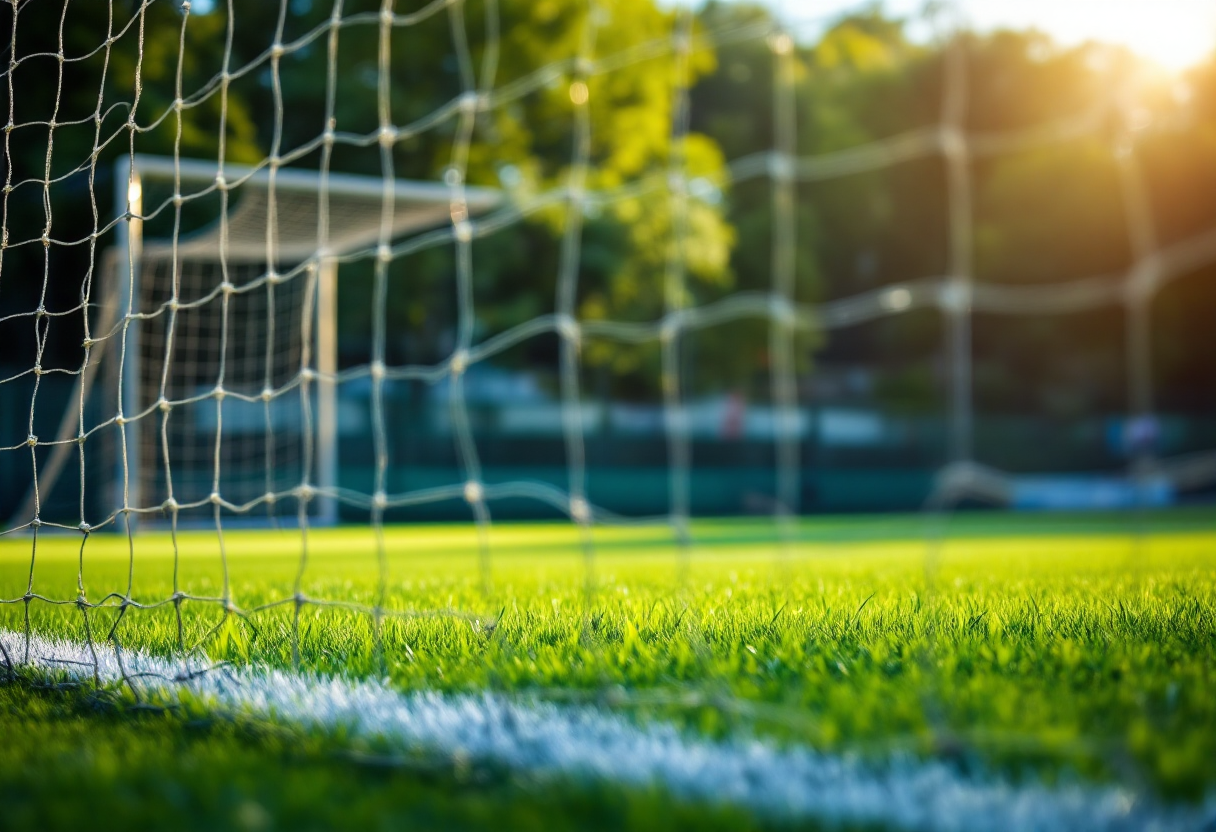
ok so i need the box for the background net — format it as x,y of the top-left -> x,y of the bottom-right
1,0 -> 1215,733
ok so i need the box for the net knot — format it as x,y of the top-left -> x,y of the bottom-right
574,57 -> 595,78
881,286 -> 913,312
569,496 -> 591,524
768,152 -> 794,182
660,314 -> 682,344
373,491 -> 388,510
767,31 -> 793,56
458,91 -> 483,113
157,397 -> 171,413
556,313 -> 581,345
938,278 -> 971,314
463,481 -> 483,504
1126,258 -> 1161,303
939,126 -> 967,160
688,177 -> 720,204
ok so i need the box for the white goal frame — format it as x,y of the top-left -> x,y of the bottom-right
105,154 -> 500,528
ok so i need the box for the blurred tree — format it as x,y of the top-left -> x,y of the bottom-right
1,0 -> 1213,421
2,0 -> 737,400
182,0 -> 738,396
0,1 -> 261,375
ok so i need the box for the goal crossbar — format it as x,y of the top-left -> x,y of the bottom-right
128,154 -> 502,264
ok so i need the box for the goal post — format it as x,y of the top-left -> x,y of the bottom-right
19,154 -> 500,530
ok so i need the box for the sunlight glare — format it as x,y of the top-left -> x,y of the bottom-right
1029,0 -> 1216,72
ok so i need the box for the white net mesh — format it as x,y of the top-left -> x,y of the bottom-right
0,0 -> 1214,713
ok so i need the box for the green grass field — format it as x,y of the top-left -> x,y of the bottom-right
2,511 -> 1215,829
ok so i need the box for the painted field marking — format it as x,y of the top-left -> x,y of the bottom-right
2,630 -> 1211,832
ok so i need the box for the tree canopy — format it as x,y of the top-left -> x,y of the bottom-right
2,0 -> 1214,416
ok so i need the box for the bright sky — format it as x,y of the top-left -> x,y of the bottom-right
770,0 -> 1216,71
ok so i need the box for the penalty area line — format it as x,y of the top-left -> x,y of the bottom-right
1,630 -> 1210,832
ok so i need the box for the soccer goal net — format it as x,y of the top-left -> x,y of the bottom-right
1,0 -> 1215,672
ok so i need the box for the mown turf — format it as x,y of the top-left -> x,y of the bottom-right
0,682 -> 786,832
2,510 -> 1215,820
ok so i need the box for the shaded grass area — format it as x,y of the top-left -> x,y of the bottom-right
0,682 -> 780,832
2,511 -> 1215,802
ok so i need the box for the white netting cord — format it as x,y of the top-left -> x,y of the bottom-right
768,27 -> 799,544
367,0 -> 399,649
554,5 -> 599,600
662,4 -> 694,559
0,3 -> 1213,709
262,0 -> 291,527
940,29 -> 974,469
4,13 -> 1211,530
444,0 -> 497,596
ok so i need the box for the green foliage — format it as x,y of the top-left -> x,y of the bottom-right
4,2 -> 1215,410
198,0 -> 740,389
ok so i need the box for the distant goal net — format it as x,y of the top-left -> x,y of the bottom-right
109,155 -> 497,527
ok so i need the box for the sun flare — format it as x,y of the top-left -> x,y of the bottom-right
1061,0 -> 1216,71
960,0 -> 1216,72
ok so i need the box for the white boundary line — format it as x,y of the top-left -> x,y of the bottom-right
3,631 -> 1211,832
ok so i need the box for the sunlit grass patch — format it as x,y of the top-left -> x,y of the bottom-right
2,512 -> 1215,799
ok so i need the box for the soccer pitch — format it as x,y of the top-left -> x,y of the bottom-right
3,512 -> 1215,830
